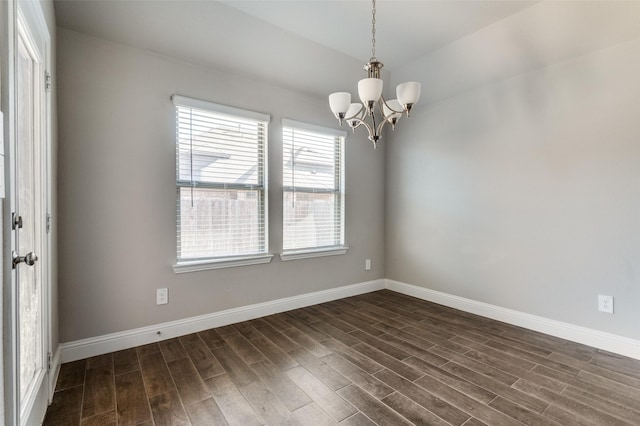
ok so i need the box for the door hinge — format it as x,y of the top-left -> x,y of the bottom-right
46,213 -> 52,233
47,352 -> 52,372
12,212 -> 22,230
45,71 -> 51,93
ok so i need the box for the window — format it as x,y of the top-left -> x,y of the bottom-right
281,119 -> 347,260
172,95 -> 271,272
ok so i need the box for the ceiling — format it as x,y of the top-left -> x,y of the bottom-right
54,1 -> 640,102
54,0 -> 536,97
220,0 -> 538,68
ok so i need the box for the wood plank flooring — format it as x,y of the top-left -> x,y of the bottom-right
44,290 -> 640,425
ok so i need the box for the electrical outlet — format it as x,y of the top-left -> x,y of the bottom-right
598,294 -> 613,313
365,259 -> 371,271
156,288 -> 168,305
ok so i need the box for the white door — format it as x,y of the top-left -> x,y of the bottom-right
11,2 -> 51,425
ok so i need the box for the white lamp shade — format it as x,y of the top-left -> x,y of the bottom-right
329,92 -> 351,114
382,99 -> 403,119
346,103 -> 363,119
396,82 -> 421,106
358,78 -> 383,104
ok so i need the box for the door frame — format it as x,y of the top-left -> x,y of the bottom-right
2,1 -> 52,425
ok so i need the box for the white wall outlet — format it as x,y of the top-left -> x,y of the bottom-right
365,259 -> 371,271
598,294 -> 613,313
156,288 -> 168,305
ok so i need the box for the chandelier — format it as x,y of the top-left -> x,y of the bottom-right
329,0 -> 421,149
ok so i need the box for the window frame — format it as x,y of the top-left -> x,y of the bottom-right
171,95 -> 273,273
280,119 -> 348,261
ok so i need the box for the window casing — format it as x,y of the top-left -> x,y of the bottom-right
281,119 -> 346,259
172,95 -> 271,271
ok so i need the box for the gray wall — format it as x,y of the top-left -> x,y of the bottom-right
57,29 -> 385,343
386,35 -> 640,339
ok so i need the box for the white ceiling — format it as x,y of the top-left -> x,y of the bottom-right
54,1 -> 640,102
220,0 -> 538,68
54,0 -> 536,97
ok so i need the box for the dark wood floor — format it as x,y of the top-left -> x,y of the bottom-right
44,290 -> 640,425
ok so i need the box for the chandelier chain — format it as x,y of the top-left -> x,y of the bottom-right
371,0 -> 376,60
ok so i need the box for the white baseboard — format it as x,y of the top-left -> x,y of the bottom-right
49,346 -> 61,397
386,279 -> 640,360
60,279 -> 385,363
59,277 -> 640,365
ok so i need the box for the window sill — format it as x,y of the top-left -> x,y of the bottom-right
173,254 -> 274,273
280,246 -> 349,262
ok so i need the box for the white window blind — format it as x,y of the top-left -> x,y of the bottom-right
282,119 -> 346,253
173,95 -> 270,262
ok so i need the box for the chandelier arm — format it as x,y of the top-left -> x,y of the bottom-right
343,116 -> 375,138
376,116 -> 389,137
379,96 -> 404,114
366,109 -> 383,143
344,105 -> 366,121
